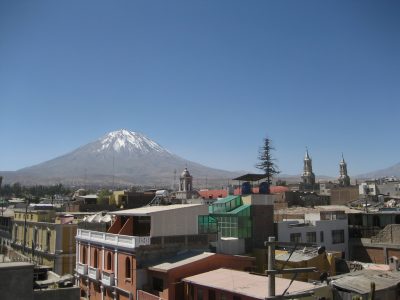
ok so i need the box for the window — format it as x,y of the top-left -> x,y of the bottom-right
332,230 -> 345,244
107,252 -> 112,270
14,225 -> 18,241
189,284 -> 194,300
82,247 -> 87,264
373,216 -> 381,227
93,249 -> 98,268
208,290 -> 216,300
320,231 -> 324,243
197,288 -> 203,300
306,232 -> 316,243
220,294 -> 226,300
125,257 -> 131,278
152,277 -> 163,292
290,233 -> 301,243
33,228 -> 38,248
46,230 -> 51,252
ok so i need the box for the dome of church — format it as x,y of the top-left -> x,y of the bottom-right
180,168 -> 192,178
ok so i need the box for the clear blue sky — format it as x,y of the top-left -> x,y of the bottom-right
1,0 -> 399,177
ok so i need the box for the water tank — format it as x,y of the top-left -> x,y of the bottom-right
241,182 -> 252,195
389,256 -> 400,271
259,182 -> 270,194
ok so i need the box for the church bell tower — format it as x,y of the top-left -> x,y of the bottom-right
338,154 -> 351,187
301,149 -> 316,187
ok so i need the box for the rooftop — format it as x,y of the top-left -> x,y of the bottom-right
183,268 -> 321,299
234,186 -> 290,195
275,249 -> 320,262
112,204 -> 205,216
79,194 -> 98,199
275,205 -> 361,215
148,251 -> 215,272
330,269 -> 400,294
0,261 -> 34,270
233,174 -> 268,182
198,189 -> 228,199
213,195 -> 240,204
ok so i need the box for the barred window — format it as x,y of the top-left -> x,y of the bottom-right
306,232 -> 316,243
332,230 -> 344,244
290,233 -> 301,243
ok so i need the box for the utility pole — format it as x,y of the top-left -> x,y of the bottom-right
264,237 -> 320,299
23,199 -> 29,254
267,236 -> 275,297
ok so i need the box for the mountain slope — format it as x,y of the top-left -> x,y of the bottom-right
357,162 -> 400,179
2,130 -> 239,186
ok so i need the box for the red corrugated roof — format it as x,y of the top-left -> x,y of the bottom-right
234,186 -> 289,195
198,189 -> 228,199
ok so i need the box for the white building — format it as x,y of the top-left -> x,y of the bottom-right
359,182 -> 378,196
277,210 -> 348,258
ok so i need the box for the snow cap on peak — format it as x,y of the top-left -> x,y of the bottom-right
98,129 -> 169,154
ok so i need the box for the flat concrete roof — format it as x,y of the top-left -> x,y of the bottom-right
112,204 -> 205,216
0,262 -> 34,270
148,251 -> 215,272
330,269 -> 400,294
183,268 -> 318,299
275,205 -> 361,215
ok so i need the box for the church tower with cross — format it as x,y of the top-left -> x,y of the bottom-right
338,154 -> 351,187
301,148 -> 316,186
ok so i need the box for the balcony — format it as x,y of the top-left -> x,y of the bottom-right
101,270 -> 115,286
76,229 -> 151,250
77,263 -> 88,276
88,266 -> 100,280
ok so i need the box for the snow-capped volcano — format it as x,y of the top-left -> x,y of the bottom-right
97,129 -> 169,154
3,129 -> 239,186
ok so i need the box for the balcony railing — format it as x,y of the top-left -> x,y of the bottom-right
88,266 -> 100,280
101,270 -> 115,286
77,263 -> 88,276
76,229 -> 151,250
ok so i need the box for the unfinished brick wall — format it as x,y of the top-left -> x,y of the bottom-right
371,224 -> 400,244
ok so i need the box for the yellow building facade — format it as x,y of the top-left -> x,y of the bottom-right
12,210 -> 77,275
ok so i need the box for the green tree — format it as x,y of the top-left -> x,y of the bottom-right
255,137 -> 280,187
97,189 -> 112,205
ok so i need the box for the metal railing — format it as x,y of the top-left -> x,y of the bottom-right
77,262 -> 88,275
101,270 -> 115,286
88,266 -> 100,280
76,229 -> 151,249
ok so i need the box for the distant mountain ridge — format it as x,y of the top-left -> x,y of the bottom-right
1,129 -> 240,187
356,162 -> 400,179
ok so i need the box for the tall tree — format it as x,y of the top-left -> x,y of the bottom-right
256,137 -> 279,186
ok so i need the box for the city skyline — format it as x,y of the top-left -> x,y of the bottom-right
1,1 -> 399,176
